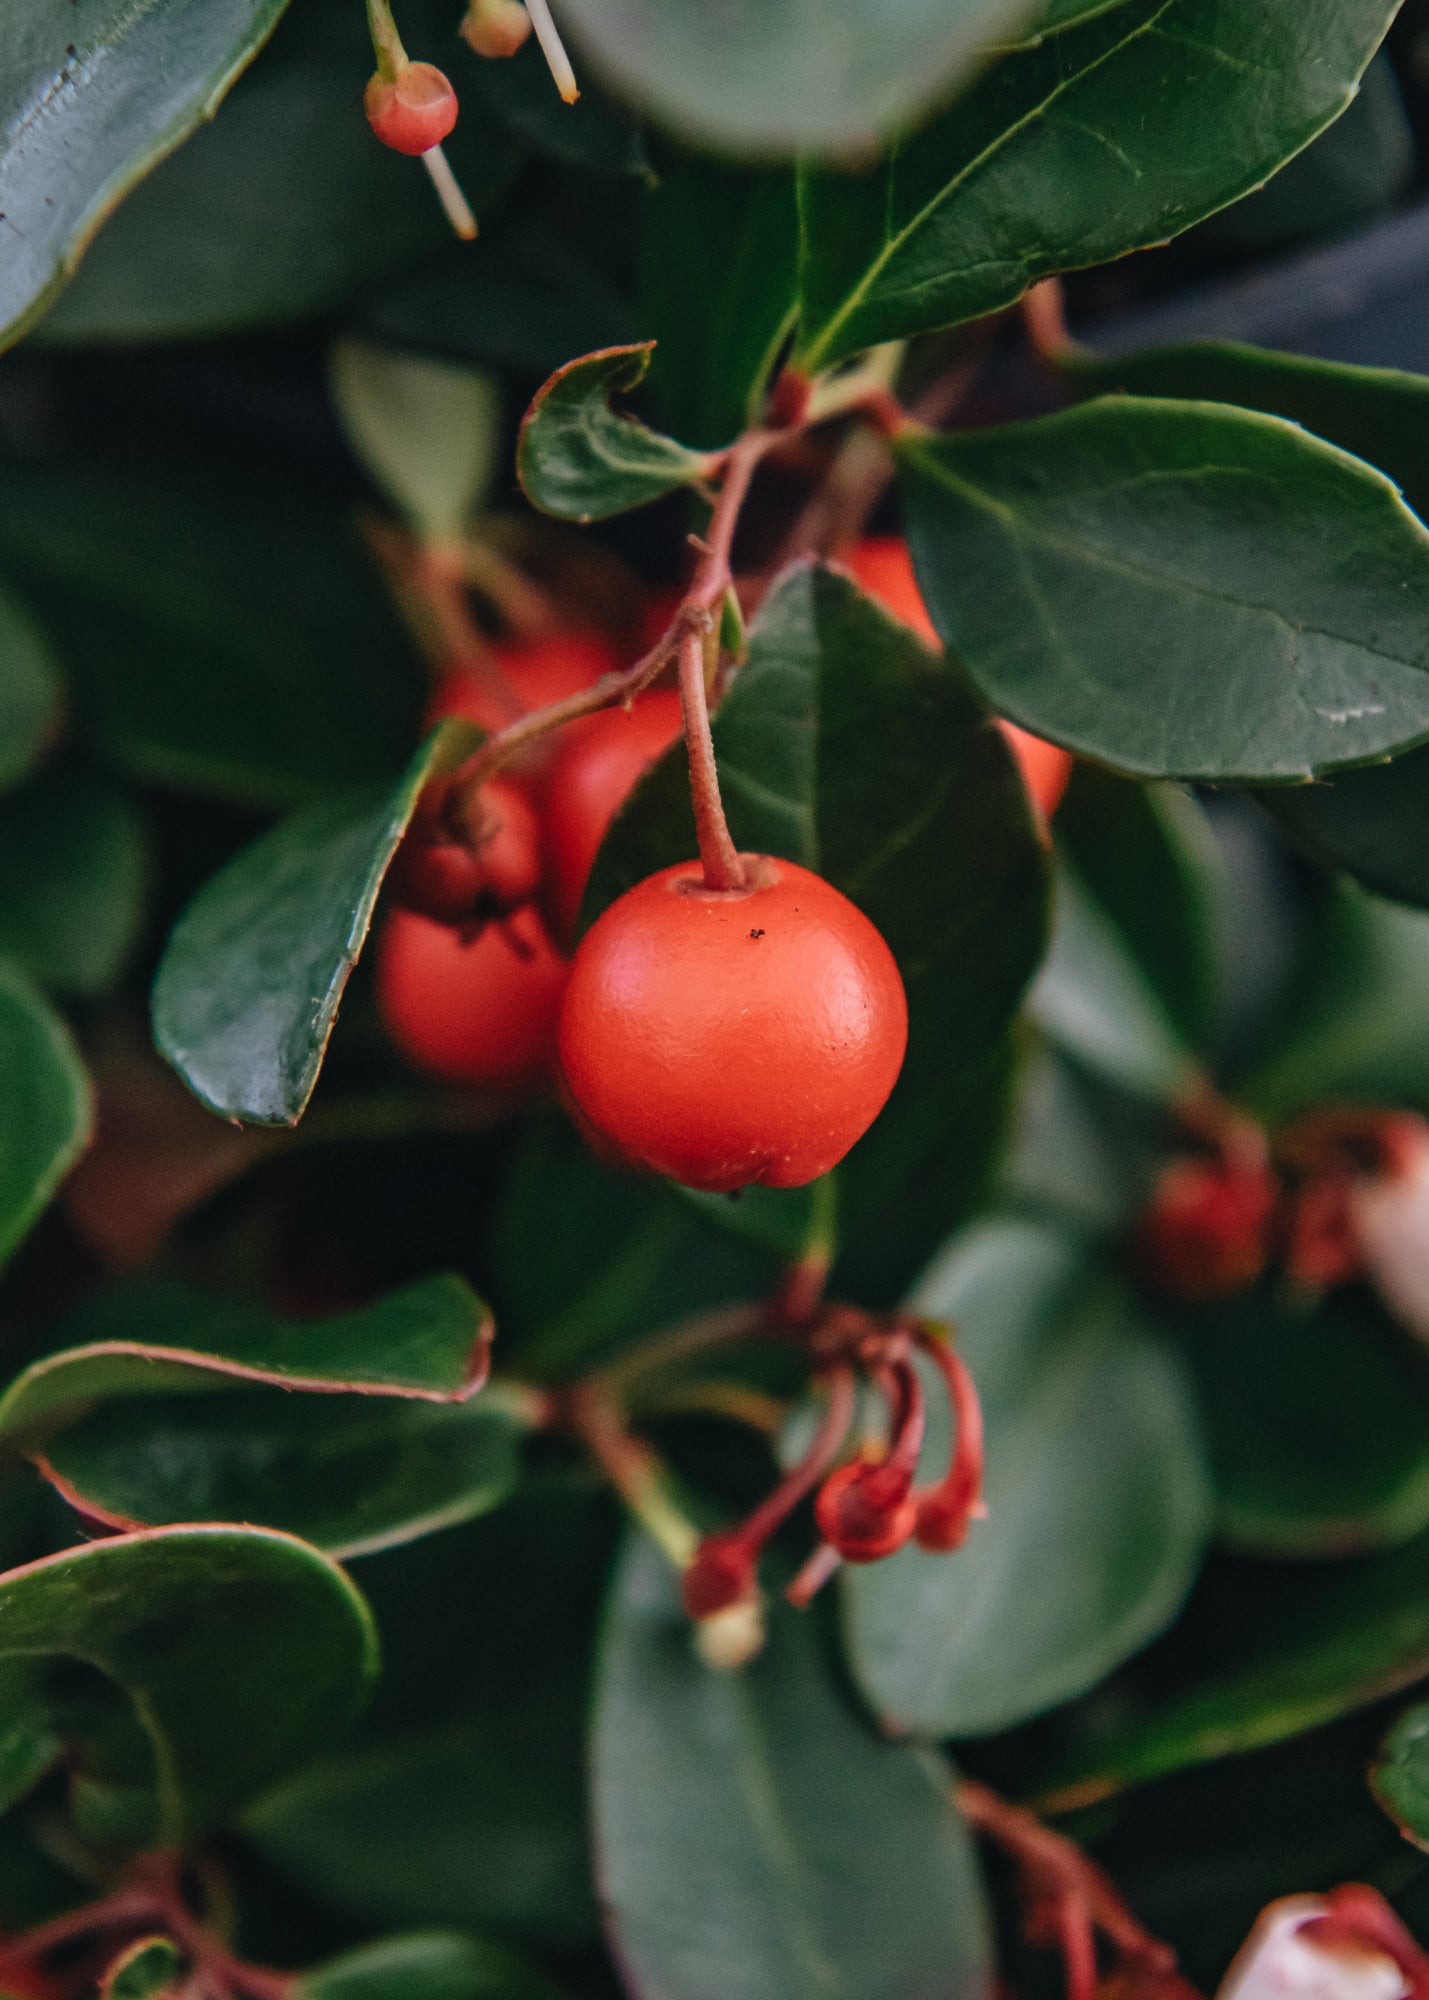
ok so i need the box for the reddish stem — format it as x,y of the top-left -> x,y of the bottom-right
735,1363 -> 857,1550
679,623 -> 746,892
913,1328 -> 985,1547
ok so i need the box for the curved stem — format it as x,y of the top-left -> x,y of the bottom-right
565,1385 -> 701,1568
734,1364 -> 856,1550
679,623 -> 746,891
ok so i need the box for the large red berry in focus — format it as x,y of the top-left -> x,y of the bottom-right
377,906 -> 567,1089
557,855 -> 908,1191
542,690 -> 683,940
844,536 -> 1073,820
364,63 -> 459,155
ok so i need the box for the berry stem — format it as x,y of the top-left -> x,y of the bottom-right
523,0 -> 580,101
733,1363 -> 856,1550
679,622 -> 746,892
365,0 -> 408,78
565,1384 -> 701,1567
422,145 -> 478,240
1021,277 -> 1081,366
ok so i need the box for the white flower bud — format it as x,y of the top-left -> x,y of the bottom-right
1352,1128 -> 1429,1345
1219,1898 -> 1409,2000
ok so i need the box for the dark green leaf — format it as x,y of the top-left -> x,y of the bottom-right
331,343 -> 501,549
1260,752 -> 1429,912
517,344 -> 715,522
30,2 -> 515,348
795,0 -> 1396,368
461,34 -> 646,177
587,561 -> 1049,1279
152,724 -> 475,1125
593,1534 -> 993,2000
0,0 -> 290,351
844,1216 -> 1209,1737
101,1938 -> 182,2000
1003,0 -> 1136,36
0,585 -> 61,795
1373,1703 -> 1429,1851
0,966 -> 91,1270
554,0 -> 1046,155
641,156 -> 798,448
0,1524 -> 376,1849
0,768 -> 149,996
297,1934 -> 569,2000
0,454 -> 425,808
899,399 -> 1429,782
1182,1286 -> 1429,1556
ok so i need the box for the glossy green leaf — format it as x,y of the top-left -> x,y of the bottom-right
1182,1287 -> 1429,1557
1373,1703 -> 1429,1851
593,1534 -> 993,2000
517,344 -> 715,522
1260,752 -> 1429,912
1002,0 -> 1135,37
297,1933 -> 568,2000
0,966 -> 91,1270
899,399 -> 1429,783
1029,1533 -> 1429,1808
30,2 -> 515,349
332,343 -> 501,548
0,585 -> 61,795
844,1216 -> 1209,1737
0,454 -> 425,809
101,1938 -> 182,2000
153,723 -> 476,1125
553,0 -> 1042,156
794,0 -> 1396,368
0,0 -> 290,352
587,561 -> 1049,1282
0,768 -> 149,996
0,1525 -> 376,1849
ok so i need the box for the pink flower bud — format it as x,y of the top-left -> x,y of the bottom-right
1351,1120 -> 1429,1344
1218,1898 -> 1410,2000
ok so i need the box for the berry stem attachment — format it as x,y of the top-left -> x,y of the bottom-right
422,146 -> 478,240
679,622 -> 747,892
365,0 -> 408,78
523,0 -> 580,101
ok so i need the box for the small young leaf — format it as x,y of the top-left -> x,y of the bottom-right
296,1931 -> 570,2000
593,1534 -> 993,2000
152,722 -> 476,1125
332,343 -> 502,548
0,966 -> 92,1270
517,345 -> 716,522
0,1524 -> 376,1850
1373,1704 -> 1429,1852
0,584 -> 61,795
795,0 -> 1396,368
101,1937 -> 182,2000
0,0 -> 291,351
843,1216 -> 1209,1737
0,768 -> 149,996
899,399 -> 1429,782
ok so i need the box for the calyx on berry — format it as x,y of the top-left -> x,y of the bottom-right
364,61 -> 459,154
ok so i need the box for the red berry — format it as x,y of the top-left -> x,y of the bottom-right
428,631 -> 620,760
557,855 -> 907,1192
376,905 -> 567,1089
844,536 -> 1073,820
1138,1155 -> 1279,1302
541,690 -> 684,940
364,62 -> 459,155
389,777 -> 542,924
814,1462 -> 918,1563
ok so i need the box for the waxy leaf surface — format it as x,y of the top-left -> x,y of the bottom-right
844,1216 -> 1209,1737
900,399 -> 1429,782
0,967 -> 91,1270
0,768 -> 149,996
0,1525 -> 376,1849
795,0 -> 1396,367
0,0 -> 290,351
517,345 -> 714,521
1373,1704 -> 1429,1851
101,1938 -> 182,2000
153,724 -> 475,1125
297,1933 -> 568,2000
593,1534 -> 992,2000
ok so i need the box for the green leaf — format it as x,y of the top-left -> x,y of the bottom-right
29,2 -> 516,349
1003,0 -> 1136,37
1260,752 -> 1429,912
899,398 -> 1429,783
516,344 -> 715,522
101,1938 -> 182,2000
296,1934 -> 569,2000
0,966 -> 91,1270
0,585 -> 61,795
0,0 -> 291,352
1182,1287 -> 1429,1557
552,0 -> 1047,156
152,724 -> 475,1126
1028,1532 -> 1429,1807
0,1524 -> 376,1849
0,453 -> 425,809
0,768 -> 149,996
587,561 -> 1049,1282
593,1534 -> 993,2000
794,0 -> 1396,368
640,156 -> 798,449
461,34 -> 646,177
332,343 -> 502,548
843,1216 -> 1209,1737
1373,1703 -> 1429,1852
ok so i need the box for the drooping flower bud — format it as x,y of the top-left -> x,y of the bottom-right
1218,1894 -> 1416,2000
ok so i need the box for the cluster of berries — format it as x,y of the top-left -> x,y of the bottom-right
1138,1102 -> 1429,1340
378,540 -> 1072,1194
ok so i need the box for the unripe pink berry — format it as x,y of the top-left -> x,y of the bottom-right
365,63 -> 459,155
